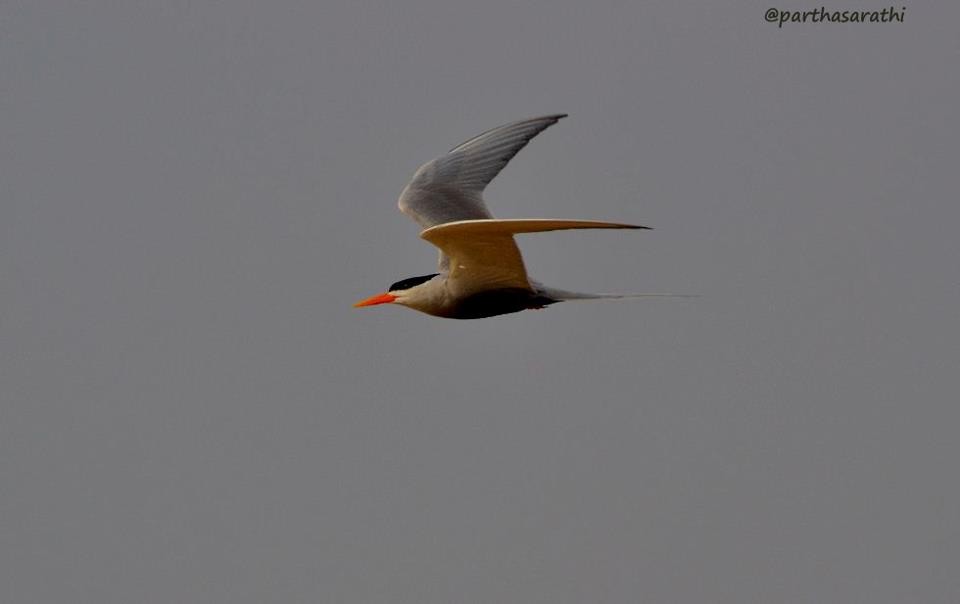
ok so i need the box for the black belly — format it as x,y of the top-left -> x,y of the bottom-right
448,288 -> 559,319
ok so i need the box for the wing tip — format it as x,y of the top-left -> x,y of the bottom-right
603,222 -> 651,230
535,113 -> 568,126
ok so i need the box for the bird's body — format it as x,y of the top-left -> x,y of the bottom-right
355,114 -> 684,319
393,277 -> 556,320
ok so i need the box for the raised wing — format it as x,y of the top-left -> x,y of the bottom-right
419,219 -> 647,297
397,114 -> 568,229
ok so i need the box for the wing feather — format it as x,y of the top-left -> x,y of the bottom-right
397,114 -> 567,229
419,219 -> 647,297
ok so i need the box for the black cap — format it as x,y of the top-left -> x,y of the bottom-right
388,273 -> 439,292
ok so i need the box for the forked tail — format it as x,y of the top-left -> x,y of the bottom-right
536,285 -> 698,302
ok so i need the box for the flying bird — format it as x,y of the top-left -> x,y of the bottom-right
354,114 -> 685,319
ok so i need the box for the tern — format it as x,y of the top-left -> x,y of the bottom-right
354,114 -> 685,319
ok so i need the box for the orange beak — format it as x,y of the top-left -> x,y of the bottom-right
353,292 -> 397,308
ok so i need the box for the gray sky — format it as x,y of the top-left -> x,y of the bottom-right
2,1 -> 959,602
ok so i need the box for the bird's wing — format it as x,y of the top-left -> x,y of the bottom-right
423,218 -> 648,238
420,219 -> 648,297
397,114 -> 568,229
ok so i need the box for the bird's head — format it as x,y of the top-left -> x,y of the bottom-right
354,273 -> 441,310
